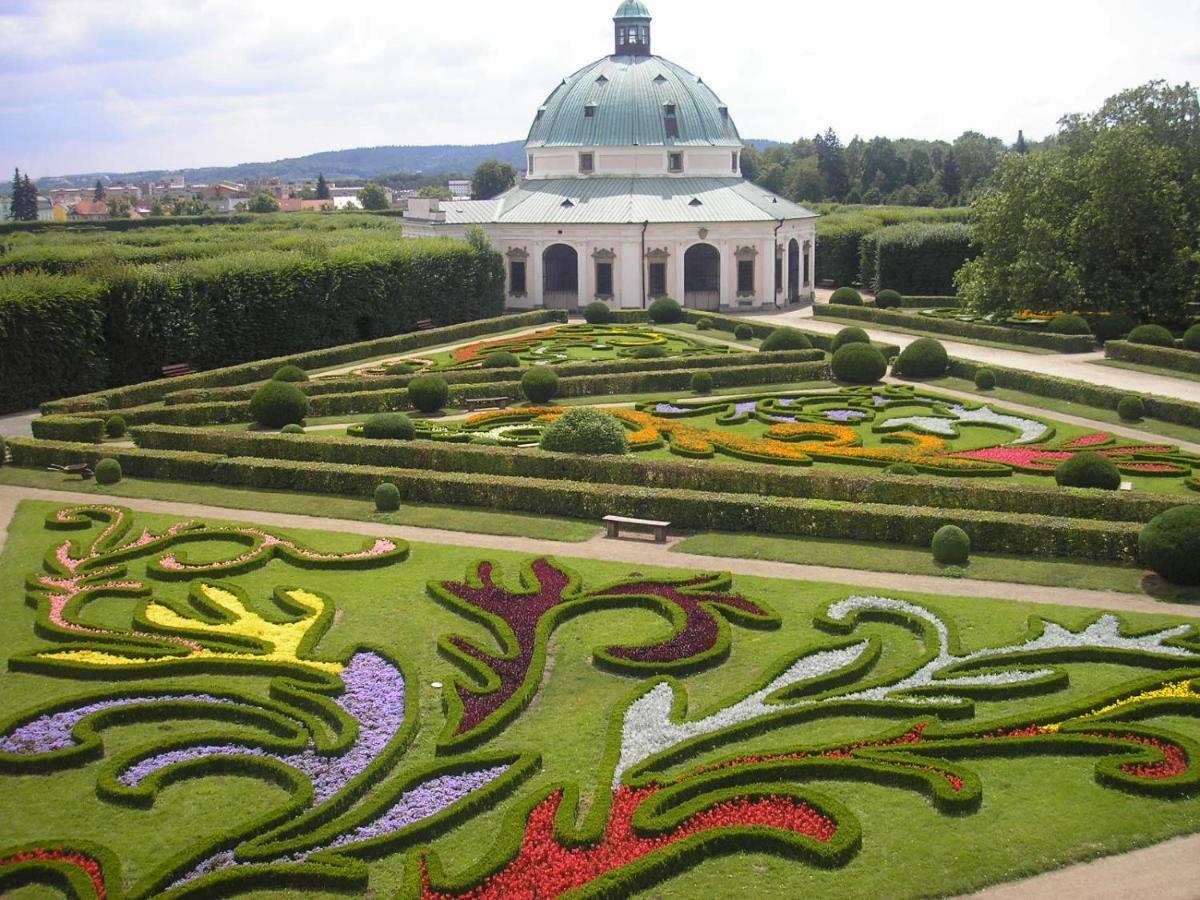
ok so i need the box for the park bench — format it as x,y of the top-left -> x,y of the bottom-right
603,514 -> 670,543
463,396 -> 511,412
161,363 -> 195,378
48,463 -> 94,480
415,319 -> 435,331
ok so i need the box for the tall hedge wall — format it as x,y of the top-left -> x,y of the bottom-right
860,223 -> 977,295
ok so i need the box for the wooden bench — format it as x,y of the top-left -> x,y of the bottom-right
415,319 -> 435,331
161,363 -> 195,378
48,463 -> 94,480
603,515 -> 670,543
464,396 -> 511,412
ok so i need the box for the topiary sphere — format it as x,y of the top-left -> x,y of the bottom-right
482,351 -> 521,369
830,287 -> 863,306
1054,451 -> 1121,490
831,343 -> 887,384
104,415 -> 127,439
974,368 -> 997,390
362,413 -> 416,440
374,482 -> 402,513
633,344 -> 669,359
95,458 -> 122,486
272,364 -> 309,382
407,375 -> 450,413
695,317 -> 714,331
1088,314 -> 1138,343
875,289 -> 903,309
733,324 -> 754,340
281,424 -> 305,435
249,380 -> 309,428
583,301 -> 611,324
540,408 -> 629,455
1139,505 -> 1200,585
831,326 -> 871,352
648,297 -> 683,323
1183,323 -> 1200,352
691,371 -> 714,394
760,328 -> 812,352
1045,314 -> 1092,335
886,462 -> 919,476
521,367 -> 559,403
1117,395 -> 1145,421
931,524 -> 971,564
1127,324 -> 1176,347
894,338 -> 948,378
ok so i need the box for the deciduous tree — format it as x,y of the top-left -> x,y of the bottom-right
471,160 -> 516,200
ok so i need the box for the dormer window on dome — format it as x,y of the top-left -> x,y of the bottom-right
614,1 -> 651,56
663,102 -> 679,139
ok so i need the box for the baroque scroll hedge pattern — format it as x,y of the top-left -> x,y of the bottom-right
3,505 -> 1200,899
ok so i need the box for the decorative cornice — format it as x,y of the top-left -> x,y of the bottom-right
644,247 -> 671,261
591,248 -> 617,261
735,245 -> 758,260
505,247 -> 530,259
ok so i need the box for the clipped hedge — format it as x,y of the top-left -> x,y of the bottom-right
677,309 -> 899,358
1104,340 -> 1200,376
30,415 -> 105,443
859,223 -> 976,296
6,439 -> 1146,561
814,305 -> 1097,353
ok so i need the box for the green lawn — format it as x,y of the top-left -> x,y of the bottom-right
673,531 -> 1200,604
1,499 -> 1199,899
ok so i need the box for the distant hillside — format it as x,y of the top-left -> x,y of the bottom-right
36,139 -> 785,188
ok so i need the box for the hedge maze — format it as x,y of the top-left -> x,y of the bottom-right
2,503 -> 1200,898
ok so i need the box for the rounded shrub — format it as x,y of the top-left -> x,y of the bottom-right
875,289 -> 902,309
583,301 -> 611,324
931,525 -> 970,565
733,324 -> 754,340
95,458 -> 122,486
648,297 -> 683,324
633,344 -> 669,359
1045,314 -> 1091,335
831,326 -> 871,352
272,364 -> 309,383
104,415 -> 127,439
1139,505 -> 1200,585
893,338 -> 948,378
521,367 -> 559,403
482,352 -> 521,369
1183,323 -> 1200,352
691,371 -> 714,394
362,413 -> 415,440
407,375 -> 449,413
1127,324 -> 1176,347
1088,314 -> 1138,343
374,482 -> 401,513
695,317 -> 714,331
830,287 -> 863,306
831,343 -> 887,384
249,380 -> 309,429
1054,451 -> 1121,490
885,462 -> 919,476
540,409 -> 628,455
383,362 -> 416,376
281,424 -> 305,435
760,328 -> 812,352
1117,395 -> 1145,421
974,368 -> 997,390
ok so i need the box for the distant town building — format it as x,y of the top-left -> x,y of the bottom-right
448,180 -> 472,201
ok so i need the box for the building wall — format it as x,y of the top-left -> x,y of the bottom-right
527,145 -> 740,179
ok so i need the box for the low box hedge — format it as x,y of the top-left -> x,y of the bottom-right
945,359 -> 1200,428
130,425 -> 1195,524
1104,340 -> 1200,376
815,305 -> 1097,353
677,310 -> 900,357
6,439 -> 1143,561
29,415 -> 106,443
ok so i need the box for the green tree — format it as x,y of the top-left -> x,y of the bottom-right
471,160 -> 516,200
783,156 -> 825,202
171,197 -> 211,216
416,185 -> 452,201
1014,130 -> 1029,154
939,149 -> 962,201
248,191 -> 281,213
357,182 -> 389,210
813,128 -> 850,200
951,131 -> 1003,194
93,180 -> 106,202
316,174 -> 331,200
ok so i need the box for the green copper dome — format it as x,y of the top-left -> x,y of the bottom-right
525,55 -> 742,149
613,1 -> 651,19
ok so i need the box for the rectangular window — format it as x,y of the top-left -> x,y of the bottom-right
595,262 -> 613,297
585,105 -> 596,118
775,256 -> 782,293
737,259 -> 755,295
648,262 -> 666,297
668,152 -> 683,173
510,260 -> 526,295
527,155 -> 534,174
579,152 -> 594,174
732,151 -> 739,172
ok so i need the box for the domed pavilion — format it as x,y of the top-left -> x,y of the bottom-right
404,2 -> 817,312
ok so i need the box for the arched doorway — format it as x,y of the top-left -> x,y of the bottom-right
787,238 -> 800,303
542,244 -> 578,309
683,243 -> 720,310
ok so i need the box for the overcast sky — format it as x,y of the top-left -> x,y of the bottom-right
2,0 -> 1197,178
